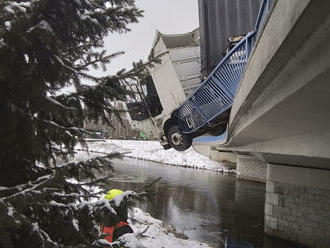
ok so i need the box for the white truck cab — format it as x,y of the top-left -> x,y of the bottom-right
147,29 -> 201,150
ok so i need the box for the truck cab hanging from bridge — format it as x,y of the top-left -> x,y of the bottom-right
151,30 -> 257,151
147,28 -> 202,150
130,0 -> 271,151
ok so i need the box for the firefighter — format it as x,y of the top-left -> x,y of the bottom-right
101,189 -> 134,243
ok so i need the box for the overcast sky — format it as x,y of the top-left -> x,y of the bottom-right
97,0 -> 199,75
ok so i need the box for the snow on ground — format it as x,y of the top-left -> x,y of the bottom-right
78,139 -> 233,173
71,141 -> 217,247
120,207 -> 212,248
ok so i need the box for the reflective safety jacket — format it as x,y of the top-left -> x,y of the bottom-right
101,221 -> 133,243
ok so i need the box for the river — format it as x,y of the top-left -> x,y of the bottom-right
104,157 -> 293,248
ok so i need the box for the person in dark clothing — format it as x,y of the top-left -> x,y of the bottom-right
101,189 -> 134,243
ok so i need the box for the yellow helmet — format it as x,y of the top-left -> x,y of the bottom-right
104,189 -> 123,201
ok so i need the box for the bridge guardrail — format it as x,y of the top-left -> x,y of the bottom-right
173,0 -> 271,135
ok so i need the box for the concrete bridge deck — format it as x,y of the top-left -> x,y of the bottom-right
228,0 -> 330,169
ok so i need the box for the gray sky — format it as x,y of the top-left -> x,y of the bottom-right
99,0 -> 199,75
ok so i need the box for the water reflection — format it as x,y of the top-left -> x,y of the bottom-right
106,157 -> 291,248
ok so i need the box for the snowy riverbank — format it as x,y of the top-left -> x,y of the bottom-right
70,142 -> 216,248
123,207 -> 211,248
77,139 -> 233,173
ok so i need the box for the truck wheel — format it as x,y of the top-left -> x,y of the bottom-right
166,125 -> 192,151
162,144 -> 171,150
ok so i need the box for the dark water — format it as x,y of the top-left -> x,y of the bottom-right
106,157 -> 292,248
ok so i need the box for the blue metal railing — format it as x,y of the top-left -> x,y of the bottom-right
173,0 -> 271,134
255,0 -> 272,33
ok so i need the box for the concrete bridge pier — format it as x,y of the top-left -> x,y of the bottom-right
236,154 -> 266,183
265,164 -> 330,247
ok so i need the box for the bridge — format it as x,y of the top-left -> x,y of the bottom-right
190,0 -> 330,247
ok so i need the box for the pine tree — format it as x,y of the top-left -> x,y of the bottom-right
0,153 -> 146,248
0,0 -> 157,186
0,0 -> 162,247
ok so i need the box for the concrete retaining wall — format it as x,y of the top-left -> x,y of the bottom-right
236,154 -> 266,183
265,164 -> 330,247
193,145 -> 237,169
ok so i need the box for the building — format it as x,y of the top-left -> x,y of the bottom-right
84,101 -> 140,139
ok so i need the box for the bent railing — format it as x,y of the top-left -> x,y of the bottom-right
174,32 -> 255,134
173,0 -> 271,135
